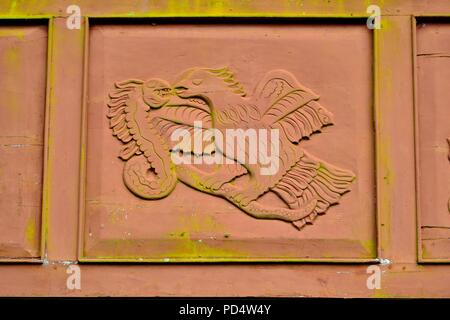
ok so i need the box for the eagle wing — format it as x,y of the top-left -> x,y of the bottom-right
255,70 -> 333,143
253,71 -> 355,229
150,104 -> 214,155
272,151 -> 355,229
150,103 -> 248,189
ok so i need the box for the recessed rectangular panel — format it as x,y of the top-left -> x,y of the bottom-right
0,24 -> 47,259
417,22 -> 450,261
83,23 -> 375,261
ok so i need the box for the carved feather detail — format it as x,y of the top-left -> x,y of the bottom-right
107,80 -> 144,160
272,152 -> 355,230
257,70 -> 333,142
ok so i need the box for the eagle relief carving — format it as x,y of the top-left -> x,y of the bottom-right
107,67 -> 355,230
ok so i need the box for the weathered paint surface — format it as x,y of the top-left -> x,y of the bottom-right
416,22 -> 450,261
0,0 -> 449,297
0,24 -> 47,259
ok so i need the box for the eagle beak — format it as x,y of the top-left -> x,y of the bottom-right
165,94 -> 189,106
163,86 -> 209,113
172,85 -> 189,97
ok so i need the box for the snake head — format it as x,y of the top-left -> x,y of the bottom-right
142,79 -> 173,109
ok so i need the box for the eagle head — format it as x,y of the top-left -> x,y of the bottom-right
171,67 -> 247,103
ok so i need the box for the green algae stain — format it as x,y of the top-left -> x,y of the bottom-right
108,207 -> 127,224
361,239 -> 376,256
372,289 -> 393,298
9,0 -> 17,14
0,29 -> 25,40
25,217 -> 37,247
162,213 -> 246,260
1,44 -> 22,115
165,231 -> 246,260
178,213 -> 221,233
4,45 -> 19,66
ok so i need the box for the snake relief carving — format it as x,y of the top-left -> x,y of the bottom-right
107,67 -> 356,230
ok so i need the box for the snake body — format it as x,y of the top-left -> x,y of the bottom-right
108,80 -> 177,199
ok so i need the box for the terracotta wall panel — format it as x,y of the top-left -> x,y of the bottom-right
0,24 -> 47,259
416,22 -> 450,261
82,23 -> 375,261
0,0 -> 448,298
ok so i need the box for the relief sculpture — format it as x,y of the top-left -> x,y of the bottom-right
107,67 -> 355,230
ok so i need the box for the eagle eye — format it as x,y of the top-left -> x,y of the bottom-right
174,86 -> 188,94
